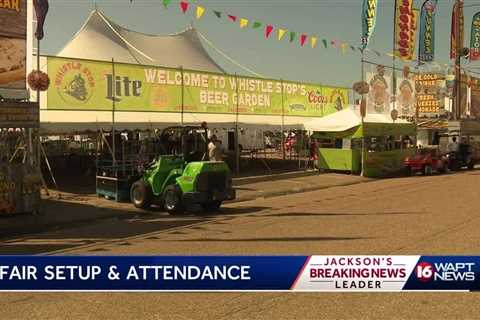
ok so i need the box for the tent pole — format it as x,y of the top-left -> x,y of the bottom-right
111,58 -> 116,165
361,49 -> 366,177
181,66 -> 184,126
281,79 -> 285,161
392,1 -> 397,116
235,73 -> 240,175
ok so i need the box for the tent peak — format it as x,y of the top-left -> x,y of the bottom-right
92,9 -> 199,38
57,9 -> 225,73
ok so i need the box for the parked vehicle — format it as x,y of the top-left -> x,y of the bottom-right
439,134 -> 477,171
404,147 -> 449,176
446,143 -> 475,171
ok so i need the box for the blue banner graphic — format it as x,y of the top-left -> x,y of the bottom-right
0,256 -> 479,291
418,0 -> 438,62
0,256 -> 307,291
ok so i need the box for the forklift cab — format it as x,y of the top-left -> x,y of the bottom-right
158,126 -> 209,162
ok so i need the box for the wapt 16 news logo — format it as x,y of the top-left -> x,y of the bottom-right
415,261 -> 476,282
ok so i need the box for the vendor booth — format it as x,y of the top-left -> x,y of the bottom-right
305,107 -> 416,177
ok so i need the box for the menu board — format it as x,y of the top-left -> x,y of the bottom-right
415,73 -> 445,117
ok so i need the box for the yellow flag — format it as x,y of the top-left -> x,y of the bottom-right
341,42 -> 347,55
196,6 -> 205,19
240,18 -> 249,28
310,36 -> 318,48
278,29 -> 287,40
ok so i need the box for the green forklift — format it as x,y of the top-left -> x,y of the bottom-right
130,125 -> 235,214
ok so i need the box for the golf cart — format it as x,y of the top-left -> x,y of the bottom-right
130,125 -> 235,213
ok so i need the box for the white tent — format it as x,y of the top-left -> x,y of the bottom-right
57,10 -> 224,73
304,106 -> 410,132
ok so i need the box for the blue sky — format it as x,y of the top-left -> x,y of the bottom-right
42,0 -> 480,87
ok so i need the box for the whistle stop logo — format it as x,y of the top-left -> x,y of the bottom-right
55,62 -> 95,105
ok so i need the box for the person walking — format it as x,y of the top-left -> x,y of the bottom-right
208,135 -> 224,161
208,135 -> 217,160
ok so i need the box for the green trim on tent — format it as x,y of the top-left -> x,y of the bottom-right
311,126 -> 361,139
311,123 -> 416,139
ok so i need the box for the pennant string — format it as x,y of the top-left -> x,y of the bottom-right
160,2 -> 393,58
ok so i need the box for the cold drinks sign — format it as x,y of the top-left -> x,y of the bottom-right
415,73 -> 445,116
47,57 -> 349,117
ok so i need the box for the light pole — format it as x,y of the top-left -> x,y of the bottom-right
454,0 -> 463,121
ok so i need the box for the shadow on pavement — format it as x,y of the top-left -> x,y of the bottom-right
0,200 -> 272,255
170,236 -> 371,242
200,206 -> 270,216
264,211 -> 428,218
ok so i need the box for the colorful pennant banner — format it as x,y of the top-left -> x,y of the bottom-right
300,34 -> 307,47
253,21 -> 262,29
196,6 -> 205,19
265,25 -> 274,39
147,0 -> 415,61
239,18 -> 249,28
278,29 -> 287,41
180,1 -> 189,14
289,32 -> 296,43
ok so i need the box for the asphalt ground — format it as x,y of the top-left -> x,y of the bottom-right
1,170 -> 480,319
0,171 -> 367,239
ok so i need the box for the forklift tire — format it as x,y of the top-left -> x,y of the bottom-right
201,201 -> 222,213
164,185 -> 184,214
131,180 -> 152,209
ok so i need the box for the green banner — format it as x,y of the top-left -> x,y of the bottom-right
46,57 -> 349,117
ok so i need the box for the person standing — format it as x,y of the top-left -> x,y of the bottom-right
208,135 -> 218,161
448,136 -> 459,153
215,140 -> 225,161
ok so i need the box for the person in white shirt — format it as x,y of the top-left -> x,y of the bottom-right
447,136 -> 459,153
208,135 -> 224,161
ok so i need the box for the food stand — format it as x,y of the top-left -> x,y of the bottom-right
1,1 -> 42,214
305,107 -> 416,177
0,101 -> 42,214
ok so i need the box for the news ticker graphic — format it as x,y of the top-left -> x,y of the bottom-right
0,256 -> 479,291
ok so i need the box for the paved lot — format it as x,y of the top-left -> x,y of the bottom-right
1,171 -> 480,319
0,172 -> 367,238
